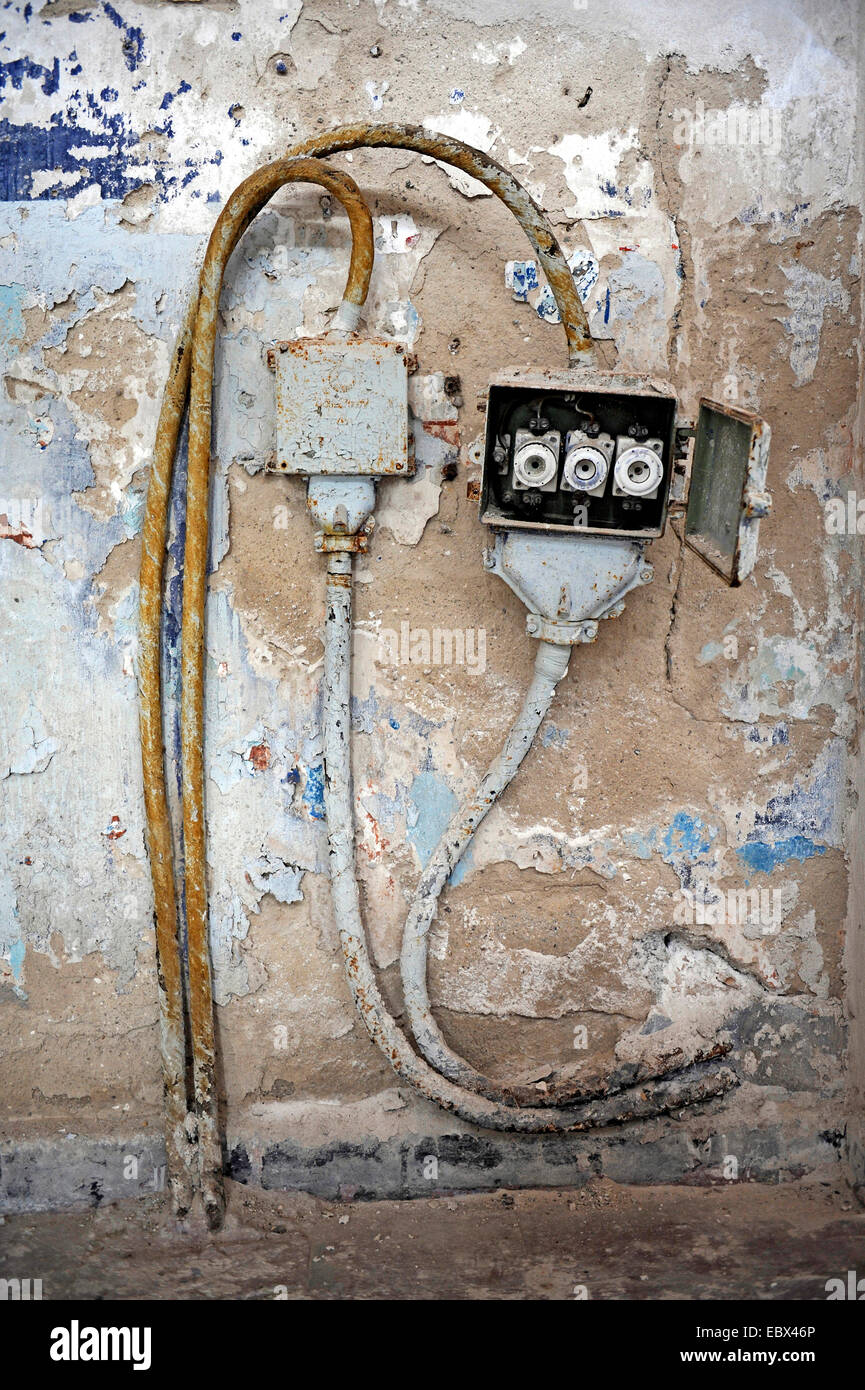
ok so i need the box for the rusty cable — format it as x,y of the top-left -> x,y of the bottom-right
138,291 -> 197,1219
138,157 -> 374,1227
287,122 -> 594,364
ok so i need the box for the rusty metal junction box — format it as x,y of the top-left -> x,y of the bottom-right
267,334 -> 412,477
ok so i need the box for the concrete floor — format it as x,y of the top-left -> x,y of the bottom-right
2,1177 -> 864,1300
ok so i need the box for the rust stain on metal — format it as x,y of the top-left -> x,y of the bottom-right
315,532 -> 373,555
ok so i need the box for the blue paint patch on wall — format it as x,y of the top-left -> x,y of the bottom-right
662,812 -> 717,861
507,260 -> 539,302
734,742 -> 842,872
405,771 -> 474,884
660,812 -> 719,890
748,744 -> 842,845
9,935 -> 25,983
102,2 -> 145,73
736,836 -> 826,875
0,69 -> 222,201
0,391 -> 128,578
0,280 -> 24,340
160,79 -> 191,111
621,827 -> 658,860
407,772 -> 457,867
0,53 -> 60,98
0,198 -> 205,363
0,107 -> 142,200
302,764 -> 326,821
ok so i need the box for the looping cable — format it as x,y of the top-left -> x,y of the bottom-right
139,156 -> 374,1228
139,131 -> 733,1226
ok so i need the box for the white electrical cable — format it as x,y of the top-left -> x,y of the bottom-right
333,298 -> 362,333
400,641 -> 571,1085
398,641 -> 730,1109
322,552 -> 736,1130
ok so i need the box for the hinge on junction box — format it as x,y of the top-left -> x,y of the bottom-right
668,423 -> 695,507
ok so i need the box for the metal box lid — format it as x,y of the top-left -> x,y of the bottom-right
268,334 -> 412,477
684,398 -> 771,585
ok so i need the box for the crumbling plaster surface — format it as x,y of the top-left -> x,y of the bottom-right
0,0 -> 862,1204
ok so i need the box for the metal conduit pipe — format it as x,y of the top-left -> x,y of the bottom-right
322,553 -> 737,1130
139,156 -> 375,1227
287,122 -> 594,365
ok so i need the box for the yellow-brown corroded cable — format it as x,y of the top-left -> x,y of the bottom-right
288,122 -> 594,364
138,157 -> 374,1227
138,291 -> 198,1219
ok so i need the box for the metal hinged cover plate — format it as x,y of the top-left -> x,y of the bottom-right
268,334 -> 412,476
684,398 -> 771,586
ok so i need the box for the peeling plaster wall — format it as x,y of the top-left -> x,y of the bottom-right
1,0 -> 863,1206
